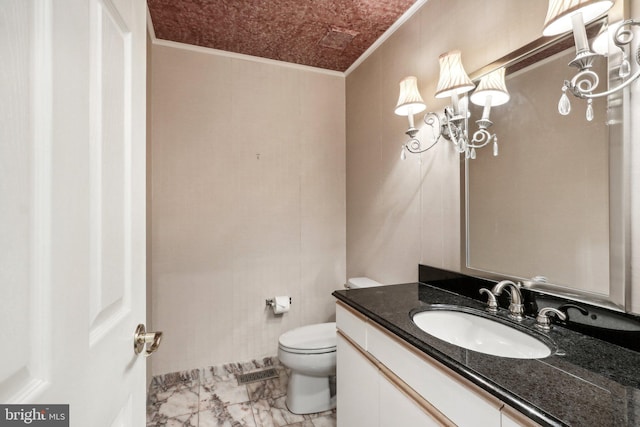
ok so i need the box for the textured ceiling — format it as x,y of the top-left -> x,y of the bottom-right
147,0 -> 418,72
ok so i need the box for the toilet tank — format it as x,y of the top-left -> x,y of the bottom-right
346,277 -> 384,289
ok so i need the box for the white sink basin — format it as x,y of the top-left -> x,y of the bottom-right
412,309 -> 552,359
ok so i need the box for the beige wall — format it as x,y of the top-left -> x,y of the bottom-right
347,0 -> 555,283
149,0 -> 640,376
150,44 -> 345,375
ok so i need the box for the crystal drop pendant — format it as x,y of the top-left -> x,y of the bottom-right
493,140 -> 499,157
470,148 -> 476,160
558,92 -> 571,115
458,138 -> 467,153
586,99 -> 594,122
401,146 -> 407,161
620,58 -> 631,78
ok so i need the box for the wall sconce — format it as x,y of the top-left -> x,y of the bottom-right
394,76 -> 427,150
542,0 -> 640,121
432,50 -> 476,157
468,68 -> 510,158
395,51 -> 509,160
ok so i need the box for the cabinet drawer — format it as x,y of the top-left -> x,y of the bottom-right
336,302 -> 368,349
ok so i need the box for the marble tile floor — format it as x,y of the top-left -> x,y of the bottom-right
147,357 -> 336,427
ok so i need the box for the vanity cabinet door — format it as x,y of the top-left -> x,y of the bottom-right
337,332 -> 444,427
336,333 -> 379,427
378,371 -> 442,427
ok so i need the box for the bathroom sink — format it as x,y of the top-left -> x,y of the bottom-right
412,308 -> 552,359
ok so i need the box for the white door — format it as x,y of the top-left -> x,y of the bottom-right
0,0 -> 148,425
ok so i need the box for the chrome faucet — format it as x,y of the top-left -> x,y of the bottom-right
535,307 -> 567,330
491,280 -> 524,321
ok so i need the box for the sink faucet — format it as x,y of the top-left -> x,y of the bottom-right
491,280 -> 524,321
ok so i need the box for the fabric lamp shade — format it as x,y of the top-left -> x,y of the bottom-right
543,0 -> 614,36
394,76 -> 427,116
434,50 -> 475,99
470,68 -> 510,107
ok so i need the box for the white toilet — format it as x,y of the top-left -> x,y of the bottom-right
278,277 -> 384,414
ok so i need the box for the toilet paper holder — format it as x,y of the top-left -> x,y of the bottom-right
266,297 -> 292,307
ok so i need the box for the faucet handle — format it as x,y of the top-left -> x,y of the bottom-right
479,288 -> 498,313
535,307 -> 567,331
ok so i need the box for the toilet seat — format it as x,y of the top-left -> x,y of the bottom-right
278,322 -> 336,354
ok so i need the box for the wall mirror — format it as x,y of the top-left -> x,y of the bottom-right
462,17 -> 630,312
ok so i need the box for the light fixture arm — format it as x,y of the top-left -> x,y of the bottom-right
441,106 -> 469,153
468,96 -> 498,152
469,128 -> 498,158
563,19 -> 640,100
402,100 -> 500,160
470,128 -> 495,148
566,64 -> 640,99
401,107 -> 470,156
402,112 -> 444,155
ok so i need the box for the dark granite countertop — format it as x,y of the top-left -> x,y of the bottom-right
333,282 -> 640,427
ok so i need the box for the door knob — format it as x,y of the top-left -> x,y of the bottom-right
134,324 -> 163,356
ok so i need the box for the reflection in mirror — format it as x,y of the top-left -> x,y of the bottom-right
463,19 -> 629,311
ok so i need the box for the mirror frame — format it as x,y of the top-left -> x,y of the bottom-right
460,16 -> 631,312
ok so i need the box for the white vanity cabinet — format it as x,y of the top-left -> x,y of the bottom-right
337,333 -> 442,427
335,302 -> 542,427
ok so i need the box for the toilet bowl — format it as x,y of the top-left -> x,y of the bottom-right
278,322 -> 337,414
278,277 -> 384,414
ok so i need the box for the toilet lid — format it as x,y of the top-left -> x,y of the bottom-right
279,322 -> 336,353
